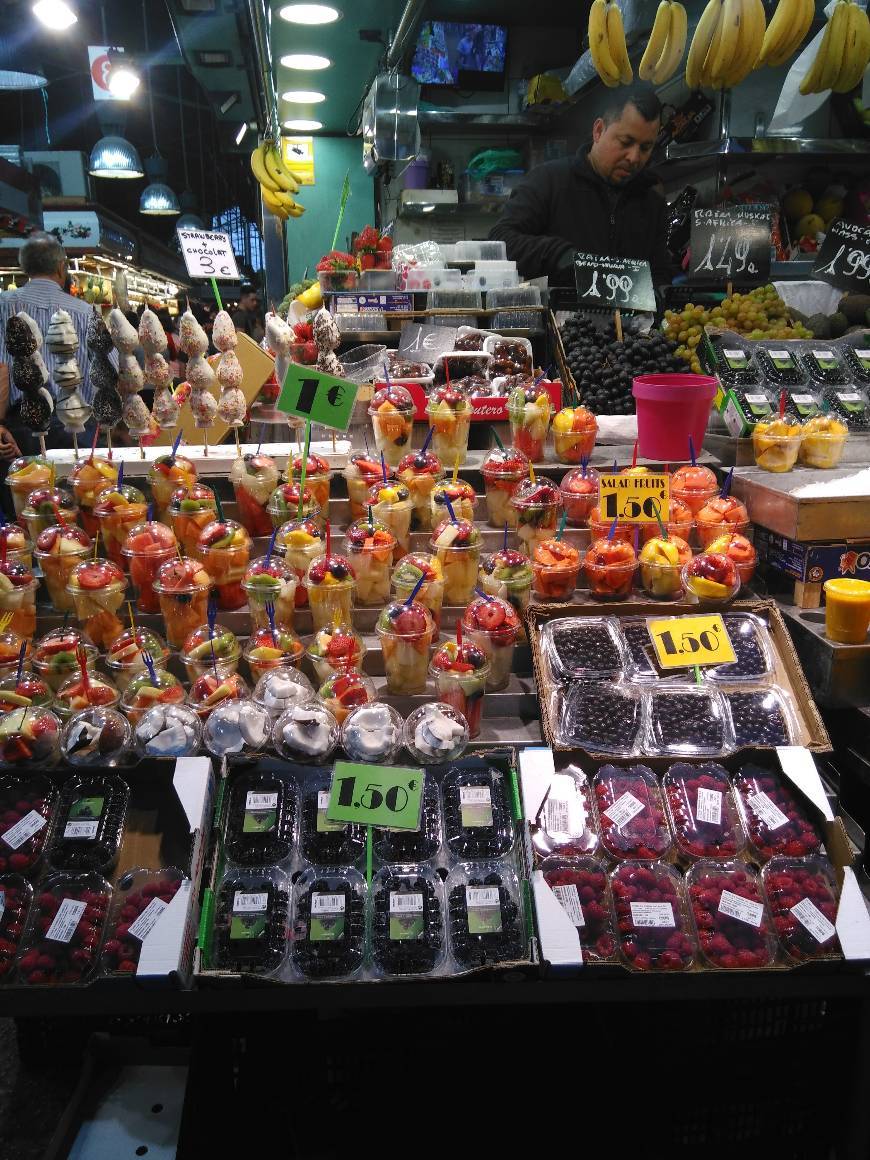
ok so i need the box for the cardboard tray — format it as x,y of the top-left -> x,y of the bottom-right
527,598 -> 832,757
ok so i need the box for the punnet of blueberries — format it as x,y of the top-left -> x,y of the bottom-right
374,776 -> 442,864
48,774 -> 129,875
299,778 -> 365,866
371,868 -> 445,977
292,870 -> 366,980
223,769 -> 297,866
213,871 -> 289,974
447,866 -> 524,969
544,617 -> 625,681
442,766 -> 514,861
562,683 -> 642,754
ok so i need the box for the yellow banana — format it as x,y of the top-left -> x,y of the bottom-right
726,0 -> 766,83
760,0 -> 812,65
817,0 -> 851,90
250,144 -> 280,194
686,0 -> 724,88
800,9 -> 834,90
286,203 -> 305,218
833,0 -> 870,90
700,0 -> 728,84
263,144 -> 300,194
652,1 -> 688,81
606,2 -> 634,82
261,187 -> 289,218
589,0 -> 622,85
709,0 -> 743,84
640,1 -> 672,79
269,189 -> 298,211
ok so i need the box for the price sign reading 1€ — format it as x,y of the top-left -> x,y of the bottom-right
277,363 -> 359,433
598,472 -> 670,524
647,614 -> 736,670
326,762 -> 424,830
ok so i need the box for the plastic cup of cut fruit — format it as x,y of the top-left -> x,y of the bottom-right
54,671 -> 120,720
552,405 -> 598,464
510,477 -> 561,557
306,623 -> 366,685
274,517 -> 326,604
430,518 -> 481,607
344,454 -> 396,522
430,480 -> 476,530
695,495 -> 751,549
0,632 -> 31,680
32,630 -> 97,693
682,553 -> 741,606
148,453 -> 197,522
241,556 -> 298,630
34,525 -> 91,614
168,483 -> 217,558
425,385 -> 473,466
583,539 -> 638,600
370,385 -> 416,467
179,623 -> 241,683
187,670 -> 250,720
703,533 -> 756,587
376,599 -> 436,695
120,521 -> 178,614
151,557 -> 212,650
461,595 -> 521,691
532,538 -> 581,601
345,518 -> 396,605
317,669 -> 376,726
93,485 -> 148,568
639,498 -> 694,545
195,520 -> 251,612
639,535 -> 692,600
560,466 -> 600,526
289,453 -> 332,517
230,452 -> 279,537
367,481 -> 413,560
243,627 -> 304,684
6,456 -> 55,519
588,505 -> 636,545
752,418 -> 803,473
305,554 -> 356,632
0,672 -> 52,714
398,448 -> 443,531
507,382 -> 553,463
391,553 -> 445,632
429,641 -> 490,738
67,456 -> 117,536
799,416 -> 849,470
477,550 -> 533,633
105,627 -> 170,691
671,464 -> 718,517
266,482 -> 321,529
118,664 -> 185,725
481,446 -> 529,529
66,558 -> 127,649
823,578 -> 870,644
0,561 -> 37,638
0,706 -> 61,770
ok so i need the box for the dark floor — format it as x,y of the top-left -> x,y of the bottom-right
0,1019 -> 80,1160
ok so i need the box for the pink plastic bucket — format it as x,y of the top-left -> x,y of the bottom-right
632,374 -> 718,462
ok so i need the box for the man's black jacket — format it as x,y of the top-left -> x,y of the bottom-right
489,147 -> 671,287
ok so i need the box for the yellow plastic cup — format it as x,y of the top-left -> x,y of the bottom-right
824,578 -> 870,644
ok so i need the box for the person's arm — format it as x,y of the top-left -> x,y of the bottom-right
488,170 -> 576,281
0,366 -> 20,458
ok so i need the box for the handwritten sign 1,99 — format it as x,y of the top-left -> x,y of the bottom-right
573,253 -> 656,313
813,219 -> 870,295
176,228 -> 241,281
689,206 -> 771,285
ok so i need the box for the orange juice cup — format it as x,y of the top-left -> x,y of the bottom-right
34,524 -> 91,613
66,558 -> 127,649
120,521 -> 178,614
824,578 -> 870,644
94,485 -> 148,568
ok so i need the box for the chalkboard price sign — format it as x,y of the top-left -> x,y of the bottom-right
689,206 -> 771,285
397,323 -> 459,365
813,219 -> 870,295
573,253 -> 656,313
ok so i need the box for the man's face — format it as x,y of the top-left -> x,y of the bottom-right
590,104 -> 660,184
240,292 -> 258,311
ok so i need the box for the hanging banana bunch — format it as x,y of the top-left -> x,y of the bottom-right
638,1 -> 689,83
800,0 -> 870,94
250,140 -> 306,221
757,0 -> 815,67
588,0 -> 633,86
685,0 -> 768,90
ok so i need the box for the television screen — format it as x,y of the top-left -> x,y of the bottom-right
411,21 -> 508,88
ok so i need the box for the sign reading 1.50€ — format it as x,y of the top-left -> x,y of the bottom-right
598,472 -> 670,523
648,614 -> 737,670
277,362 -> 359,433
326,762 -> 424,831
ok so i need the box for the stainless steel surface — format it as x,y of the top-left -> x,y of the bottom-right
666,138 -> 870,161
386,0 -> 427,69
778,599 -> 870,709
731,466 -> 870,541
418,111 -> 548,129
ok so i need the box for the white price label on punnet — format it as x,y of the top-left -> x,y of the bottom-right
46,898 -> 86,943
460,786 -> 491,806
747,790 -> 789,831
64,819 -> 98,840
389,892 -> 423,915
791,897 -> 836,944
812,350 -> 835,359
466,886 -> 500,909
311,893 -> 345,916
128,897 -> 168,942
1,809 -> 46,850
630,901 -> 675,928
718,889 -> 763,928
246,791 -> 278,811
553,884 -> 585,927
604,791 -> 645,829
696,787 -> 723,826
233,892 -> 268,914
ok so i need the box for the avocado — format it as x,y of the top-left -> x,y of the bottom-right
829,311 -> 849,338
840,293 -> 870,324
807,313 -> 831,338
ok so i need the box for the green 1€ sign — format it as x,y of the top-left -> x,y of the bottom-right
276,362 -> 359,433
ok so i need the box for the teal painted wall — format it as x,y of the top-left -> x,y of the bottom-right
285,137 -> 375,285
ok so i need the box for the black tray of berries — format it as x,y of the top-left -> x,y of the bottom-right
47,773 -> 129,875
371,866 -> 446,977
446,863 -> 525,969
291,868 -> 366,980
213,869 -> 290,975
223,768 -> 297,866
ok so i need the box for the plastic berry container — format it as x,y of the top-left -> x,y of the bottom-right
48,774 -> 129,875
446,862 -> 525,969
223,769 -> 297,866
0,773 -> 57,876
100,867 -> 185,976
272,702 -> 339,765
0,873 -> 32,981
687,859 -> 777,969
801,347 -> 850,386
203,701 -> 272,759
732,764 -> 822,861
528,767 -> 599,858
723,688 -> 795,748
341,702 -> 403,766
647,687 -> 729,757
541,616 -> 626,682
403,702 -> 469,766
441,765 -> 514,861
299,777 -> 365,867
593,763 -> 671,861
662,761 -> 745,862
291,867 -> 366,980
541,856 -> 618,962
705,613 -> 774,684
611,860 -> 696,971
559,683 -> 643,755
762,855 -> 840,962
370,864 -> 446,978
374,774 -> 442,865
16,872 -> 112,986
756,346 -> 807,386
61,707 -> 132,768
212,868 -> 290,975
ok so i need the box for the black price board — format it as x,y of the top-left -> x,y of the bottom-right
573,253 -> 656,313
813,219 -> 870,295
689,206 -> 771,285
397,323 -> 459,365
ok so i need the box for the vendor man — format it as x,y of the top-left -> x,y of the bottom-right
490,86 -> 670,285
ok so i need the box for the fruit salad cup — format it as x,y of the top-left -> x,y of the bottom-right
481,445 -> 529,529
683,552 -> 741,605
188,670 -> 250,720
266,482 -> 321,529
317,670 -> 376,726
230,453 -> 280,537
376,599 -> 436,694
20,487 -> 78,545
241,556 -> 298,629
305,554 -> 356,631
391,553 -> 445,632
5,455 -> 55,519
639,534 -> 692,599
0,560 -> 37,638
54,671 -> 120,720
344,454 -> 396,522
560,465 -> 600,526
32,629 -> 96,693
397,448 -> 443,531
461,595 -> 521,691
532,538 -> 582,601
243,627 -> 304,684
0,706 -> 61,771
367,480 -> 413,559
671,464 -> 718,516
120,521 -> 178,614
289,453 -> 331,517
34,524 -> 91,613
195,520 -> 251,611
704,533 -> 757,587
588,504 -> 636,546
478,549 -> 534,628
180,623 -> 241,683
695,495 -> 751,549
0,632 -> 30,678
552,405 -> 598,464
307,622 -> 366,684
426,384 -> 473,465
105,627 -> 170,691
68,456 -> 117,537
0,527 -> 31,573
369,384 -> 415,466
430,518 -> 481,606
583,538 -> 638,600
638,497 -> 694,545
430,640 -> 489,737
275,517 -> 326,606
0,672 -> 51,714
119,665 -> 185,725
799,414 -> 849,469
93,485 -> 148,568
168,483 -> 218,558
510,477 -> 562,556
152,557 -> 212,649
431,479 -> 476,528
345,518 -> 396,605
148,452 -> 197,523
752,416 -> 803,473
507,381 -> 553,462
66,558 -> 126,649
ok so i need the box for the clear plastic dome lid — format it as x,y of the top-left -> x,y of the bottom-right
61,707 -> 132,767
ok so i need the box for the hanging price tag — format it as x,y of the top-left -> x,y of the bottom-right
598,473 -> 670,523
573,253 -> 656,313
689,206 -> 772,285
277,363 -> 359,432
647,614 -> 736,669
326,762 -> 424,830
812,219 -> 870,294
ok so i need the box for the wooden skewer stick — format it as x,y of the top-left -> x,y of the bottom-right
203,427 -> 209,458
614,308 -> 624,343
72,432 -> 79,460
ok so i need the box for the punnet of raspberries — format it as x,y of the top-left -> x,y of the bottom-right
687,859 -> 777,969
732,764 -> 822,861
594,764 -> 672,861
16,872 -> 111,986
542,857 -> 617,962
663,762 -> 746,861
611,860 -> 696,971
762,856 -> 841,962
101,869 -> 184,975
0,873 -> 31,978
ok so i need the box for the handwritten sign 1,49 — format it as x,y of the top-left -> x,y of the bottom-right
176,228 -> 241,281
813,219 -> 870,295
689,206 -> 771,285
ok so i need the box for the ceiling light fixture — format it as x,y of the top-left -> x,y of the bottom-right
235,122 -> 247,145
107,53 -> 141,100
280,53 -> 331,70
0,35 -> 47,89
283,119 -> 322,131
281,89 -> 325,103
219,92 -> 239,114
278,5 -> 340,25
32,0 -> 77,30
88,135 -> 144,178
140,181 -> 180,215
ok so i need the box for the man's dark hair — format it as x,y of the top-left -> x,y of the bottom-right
19,231 -> 66,277
239,284 -> 258,299
600,84 -> 662,126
